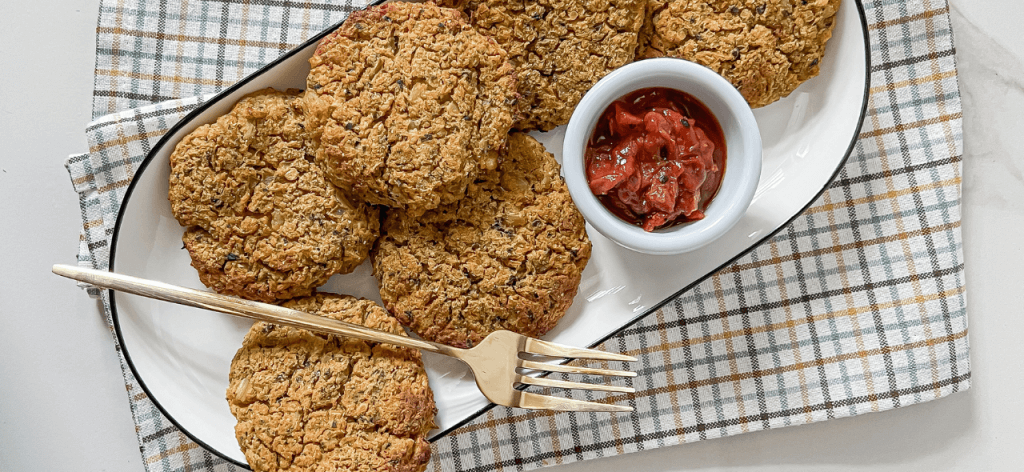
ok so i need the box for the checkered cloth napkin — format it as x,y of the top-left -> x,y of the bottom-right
65,0 -> 969,470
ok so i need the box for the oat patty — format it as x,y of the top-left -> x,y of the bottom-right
226,293 -> 436,472
438,0 -> 645,131
169,89 -> 378,303
638,0 -> 841,108
305,2 -> 518,214
373,133 -> 592,348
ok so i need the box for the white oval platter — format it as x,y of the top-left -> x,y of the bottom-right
109,0 -> 870,465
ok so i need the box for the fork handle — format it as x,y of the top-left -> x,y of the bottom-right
52,264 -> 458,357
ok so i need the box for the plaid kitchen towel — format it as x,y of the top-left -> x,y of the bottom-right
66,0 -> 969,470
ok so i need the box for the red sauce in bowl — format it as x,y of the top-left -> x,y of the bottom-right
585,87 -> 726,231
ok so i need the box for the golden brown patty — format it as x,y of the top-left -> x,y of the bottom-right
438,0 -> 645,131
304,2 -> 518,214
168,89 -> 378,303
226,293 -> 436,472
638,0 -> 840,108
373,133 -> 592,348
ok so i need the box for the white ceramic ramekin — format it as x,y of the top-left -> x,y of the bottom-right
563,58 -> 762,255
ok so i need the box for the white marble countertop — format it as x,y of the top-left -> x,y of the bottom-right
1,1 -> 1021,470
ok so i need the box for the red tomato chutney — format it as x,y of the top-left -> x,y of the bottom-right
585,87 -> 726,232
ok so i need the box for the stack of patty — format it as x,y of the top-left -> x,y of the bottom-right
169,2 -> 593,357
168,3 -> 594,471
168,1 -> 840,469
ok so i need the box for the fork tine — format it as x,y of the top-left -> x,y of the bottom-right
517,375 -> 635,394
518,359 -> 637,378
524,338 -> 637,362
517,391 -> 633,412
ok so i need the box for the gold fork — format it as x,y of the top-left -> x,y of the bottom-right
53,264 -> 637,413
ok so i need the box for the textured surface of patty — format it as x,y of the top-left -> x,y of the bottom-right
638,0 -> 840,108
305,2 -> 518,214
438,0 -> 645,131
374,133 -> 592,348
169,89 -> 378,303
227,293 -> 436,472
